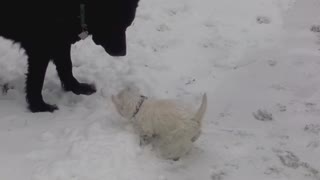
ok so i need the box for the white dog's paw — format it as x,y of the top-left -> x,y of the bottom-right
139,134 -> 153,146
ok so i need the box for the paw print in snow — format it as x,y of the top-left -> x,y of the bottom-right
204,21 -> 216,28
185,78 -> 196,85
156,24 -> 170,32
304,102 -> 318,113
264,166 -> 283,176
267,59 -> 277,67
256,16 -> 271,24
310,25 -> 320,33
253,109 -> 273,121
307,140 -> 320,149
276,104 -> 287,112
304,124 -> 320,135
277,151 -> 300,169
211,170 -> 227,180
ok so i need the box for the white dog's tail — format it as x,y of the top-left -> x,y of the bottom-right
192,93 -> 207,126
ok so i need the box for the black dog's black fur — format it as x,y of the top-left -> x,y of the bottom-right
0,0 -> 139,112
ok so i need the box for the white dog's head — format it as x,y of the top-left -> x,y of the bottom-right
111,85 -> 142,119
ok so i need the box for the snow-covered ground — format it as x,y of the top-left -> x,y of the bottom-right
1,0 -> 320,179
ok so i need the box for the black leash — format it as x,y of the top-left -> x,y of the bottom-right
78,3 -> 89,39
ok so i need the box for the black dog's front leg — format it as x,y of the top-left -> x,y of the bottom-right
26,52 -> 58,113
53,43 -> 96,95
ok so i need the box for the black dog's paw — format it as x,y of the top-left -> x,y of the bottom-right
65,83 -> 96,95
29,102 -> 58,113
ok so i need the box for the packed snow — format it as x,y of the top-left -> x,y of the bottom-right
1,0 -> 320,179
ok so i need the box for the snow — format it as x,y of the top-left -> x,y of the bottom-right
1,0 -> 320,179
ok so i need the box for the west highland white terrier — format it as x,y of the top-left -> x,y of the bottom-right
112,85 -> 207,160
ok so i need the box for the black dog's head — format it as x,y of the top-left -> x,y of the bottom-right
87,0 -> 140,56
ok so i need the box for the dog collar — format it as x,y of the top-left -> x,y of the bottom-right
132,95 -> 148,118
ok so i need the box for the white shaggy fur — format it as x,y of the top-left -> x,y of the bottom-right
111,85 -> 207,160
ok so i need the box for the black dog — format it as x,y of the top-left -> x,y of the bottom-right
0,0 -> 140,112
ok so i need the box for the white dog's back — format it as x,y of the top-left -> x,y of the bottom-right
135,94 -> 206,135
134,94 -> 207,159
135,100 -> 195,135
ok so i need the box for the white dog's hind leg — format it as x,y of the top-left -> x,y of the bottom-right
134,120 -> 154,146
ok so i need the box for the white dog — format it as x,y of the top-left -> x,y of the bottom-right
111,85 -> 207,160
